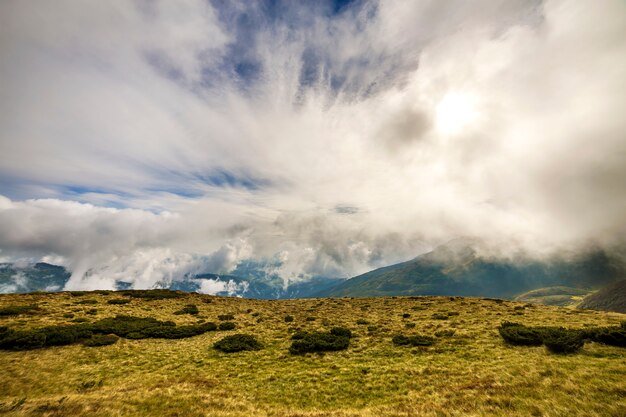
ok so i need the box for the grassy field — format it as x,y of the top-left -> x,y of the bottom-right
0,291 -> 625,417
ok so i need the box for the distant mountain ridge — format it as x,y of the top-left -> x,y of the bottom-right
0,261 -> 341,299
0,262 -> 70,293
315,239 -> 626,298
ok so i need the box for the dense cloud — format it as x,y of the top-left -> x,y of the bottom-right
0,0 -> 625,289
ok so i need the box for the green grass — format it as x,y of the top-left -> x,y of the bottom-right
0,291 -> 625,416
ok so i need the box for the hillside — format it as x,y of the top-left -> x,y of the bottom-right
317,240 -> 625,299
0,291 -> 625,416
578,279 -> 626,313
514,286 -> 593,307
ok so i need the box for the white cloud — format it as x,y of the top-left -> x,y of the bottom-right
0,0 -> 625,289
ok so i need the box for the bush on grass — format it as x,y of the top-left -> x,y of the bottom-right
218,322 -> 236,331
120,290 -> 187,301
213,334 -> 262,353
543,328 -> 584,354
0,304 -> 40,317
174,304 -> 199,315
498,322 -> 543,346
288,329 -> 352,355
107,299 -> 131,305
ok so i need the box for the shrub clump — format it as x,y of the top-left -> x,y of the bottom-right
107,299 -> 131,305
289,330 -> 352,355
498,322 -> 544,346
0,304 -> 41,317
284,315 -> 294,323
218,322 -> 236,331
432,313 -> 448,320
120,290 -> 187,301
543,328 -> 584,354
497,322 -> 626,353
392,334 -> 435,347
356,319 -> 369,325
0,315 -> 219,350
174,304 -> 199,315
213,334 -> 262,353
583,326 -> 626,347
330,327 -> 352,338
76,299 -> 98,305
83,334 -> 119,347
218,314 -> 235,321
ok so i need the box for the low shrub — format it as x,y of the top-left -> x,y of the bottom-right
0,330 -> 46,350
107,299 -> 131,305
174,304 -> 199,315
405,323 -> 416,329
432,314 -> 448,320
330,327 -> 352,338
498,322 -> 543,346
585,327 -> 626,347
0,304 -> 40,317
284,315 -> 294,323
543,328 -> 584,354
63,313 -> 75,318
0,314 -> 222,350
213,334 -> 262,353
306,317 -> 316,322
86,309 -> 98,315
120,290 -> 187,301
356,319 -> 369,325
83,334 -> 119,347
76,299 -> 98,305
402,313 -> 411,319
289,331 -> 350,355
218,322 -> 236,331
218,314 -> 235,321
392,334 -> 435,347
447,311 -> 460,317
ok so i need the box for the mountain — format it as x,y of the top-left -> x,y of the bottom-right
578,279 -> 626,313
315,239 -> 626,299
168,273 -> 341,299
0,261 -> 341,299
0,262 -> 70,293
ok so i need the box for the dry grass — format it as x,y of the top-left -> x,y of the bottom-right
0,292 -> 625,417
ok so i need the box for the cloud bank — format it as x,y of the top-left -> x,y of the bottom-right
0,0 -> 625,289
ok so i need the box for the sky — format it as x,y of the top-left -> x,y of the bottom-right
0,0 -> 625,290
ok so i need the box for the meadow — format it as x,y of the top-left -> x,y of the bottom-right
0,291 -> 624,417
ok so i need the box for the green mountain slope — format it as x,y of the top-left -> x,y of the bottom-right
578,279 -> 626,313
317,239 -> 625,299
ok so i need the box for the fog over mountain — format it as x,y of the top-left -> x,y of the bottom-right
1,1 -> 625,291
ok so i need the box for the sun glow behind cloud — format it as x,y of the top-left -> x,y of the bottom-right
436,93 -> 479,136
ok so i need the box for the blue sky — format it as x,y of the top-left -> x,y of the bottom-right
0,0 -> 625,290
